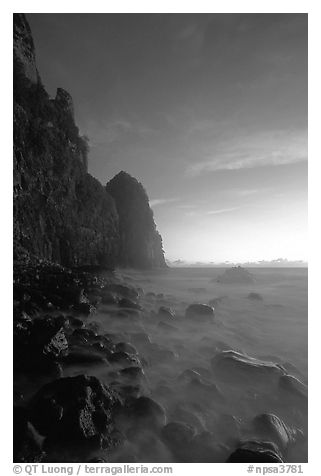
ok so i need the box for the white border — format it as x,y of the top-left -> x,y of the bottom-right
1,2 -> 319,474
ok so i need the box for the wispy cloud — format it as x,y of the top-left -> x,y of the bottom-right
206,206 -> 240,215
150,198 -> 179,208
185,129 -> 307,177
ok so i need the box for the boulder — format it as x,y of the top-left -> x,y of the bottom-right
226,440 -> 284,462
247,292 -> 263,301
211,350 -> 285,387
161,421 -> 195,460
115,342 -> 138,355
31,316 -> 69,359
13,407 -> 45,462
116,396 -> 166,433
29,375 -> 122,454
158,306 -> 175,320
120,366 -> 145,383
278,374 -> 308,405
118,298 -> 142,310
157,321 -> 178,333
216,266 -> 255,284
248,413 -> 296,452
185,303 -> 215,322
109,351 -> 141,368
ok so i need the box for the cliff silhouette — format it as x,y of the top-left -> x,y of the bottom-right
13,14 -> 166,269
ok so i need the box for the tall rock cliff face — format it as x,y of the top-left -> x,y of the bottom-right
13,13 -> 119,268
13,14 -> 166,269
106,172 -> 166,268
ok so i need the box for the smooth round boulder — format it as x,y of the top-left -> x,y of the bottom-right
161,421 -> 195,460
158,306 -> 175,320
185,303 -> 214,322
211,350 -> 285,387
249,413 -> 296,451
115,342 -> 138,355
227,440 -> 283,462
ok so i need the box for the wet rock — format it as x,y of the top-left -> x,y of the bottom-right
278,375 -> 308,405
162,421 -> 195,461
106,284 -> 139,301
215,414 -> 241,444
211,350 -> 285,387
178,369 -> 202,383
115,342 -> 138,355
247,292 -> 263,301
130,397 -> 166,429
185,303 -> 214,322
120,367 -> 145,383
184,375 -> 224,405
101,291 -> 119,305
14,315 -> 68,373
88,457 -> 108,463
158,306 -> 175,320
13,407 -> 45,462
67,316 -> 84,328
130,332 -> 151,346
216,266 -> 255,284
146,292 -> 156,299
191,431 -> 229,462
119,298 -> 142,310
72,302 -> 95,315
226,440 -> 284,462
109,351 -> 141,368
69,328 -> 98,345
208,296 -> 226,307
173,404 -> 206,432
29,375 -> 122,455
148,343 -> 178,363
63,348 -> 107,365
116,396 -> 166,433
157,321 -> 178,333
111,383 -> 142,400
31,317 -> 69,359
125,428 -> 170,462
249,413 -> 297,451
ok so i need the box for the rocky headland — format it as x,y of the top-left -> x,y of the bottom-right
13,14 -> 308,464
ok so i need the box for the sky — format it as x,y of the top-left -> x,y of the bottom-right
27,13 -> 308,263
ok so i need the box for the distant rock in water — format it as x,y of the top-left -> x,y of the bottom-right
106,171 -> 166,269
13,14 -> 165,270
247,292 -> 263,301
216,266 -> 255,284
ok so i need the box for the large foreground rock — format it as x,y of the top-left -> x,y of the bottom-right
227,441 -> 284,462
248,413 -> 298,452
29,375 -> 122,455
211,350 -> 285,387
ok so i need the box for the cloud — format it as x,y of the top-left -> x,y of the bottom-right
185,129 -> 307,177
206,207 -> 240,215
150,198 -> 179,208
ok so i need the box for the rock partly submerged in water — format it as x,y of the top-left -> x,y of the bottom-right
13,407 -> 45,463
211,350 -> 285,387
247,413 -> 298,452
227,440 -> 284,462
115,396 -> 166,433
185,303 -> 215,322
216,266 -> 255,285
29,375 -> 122,456
247,292 -> 263,301
158,306 -> 176,320
161,421 -> 196,461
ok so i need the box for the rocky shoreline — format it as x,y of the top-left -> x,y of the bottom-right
13,261 -> 308,463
